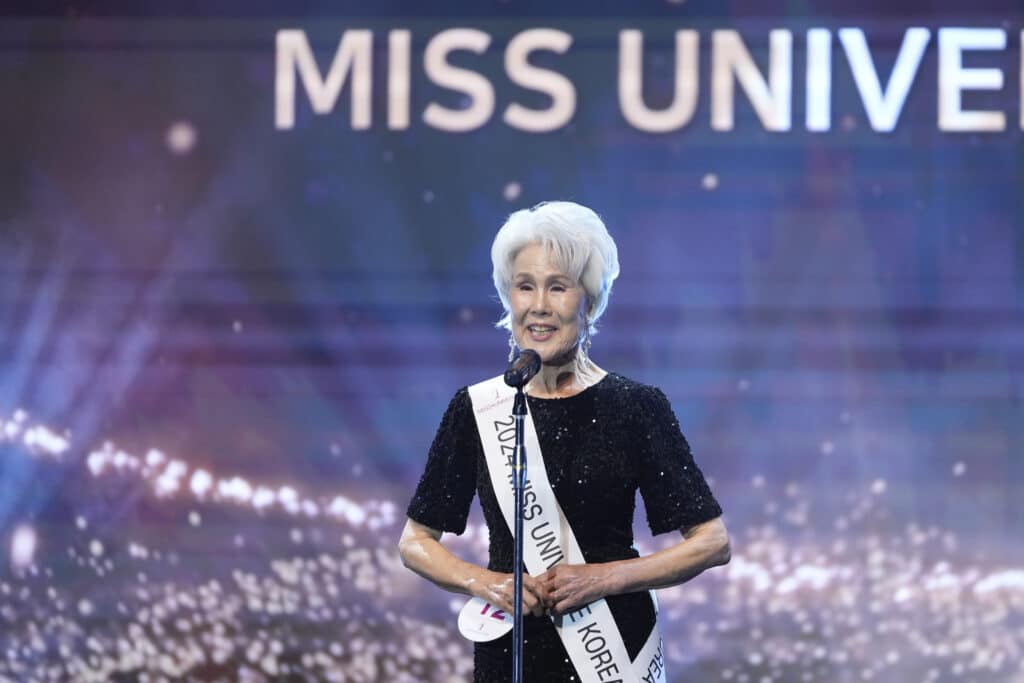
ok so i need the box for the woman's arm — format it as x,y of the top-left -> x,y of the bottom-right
398,517 -> 549,616
539,516 -> 730,615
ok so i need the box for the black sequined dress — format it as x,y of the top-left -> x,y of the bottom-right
406,372 -> 723,682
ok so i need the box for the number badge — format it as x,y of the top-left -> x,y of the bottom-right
457,596 -> 514,642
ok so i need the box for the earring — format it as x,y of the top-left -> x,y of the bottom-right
580,325 -> 592,362
508,333 -> 517,362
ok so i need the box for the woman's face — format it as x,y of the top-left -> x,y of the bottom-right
509,242 -> 586,365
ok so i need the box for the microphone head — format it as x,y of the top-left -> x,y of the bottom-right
504,349 -> 541,388
519,348 -> 541,376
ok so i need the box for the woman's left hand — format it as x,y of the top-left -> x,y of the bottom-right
537,563 -> 612,616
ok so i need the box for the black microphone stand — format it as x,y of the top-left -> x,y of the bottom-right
511,384 -> 528,683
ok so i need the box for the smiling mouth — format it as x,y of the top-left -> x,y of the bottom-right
527,325 -> 557,334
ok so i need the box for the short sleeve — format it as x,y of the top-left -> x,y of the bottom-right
635,386 -> 723,535
405,388 -> 479,535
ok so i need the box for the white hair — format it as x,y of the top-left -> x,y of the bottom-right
491,201 -> 620,337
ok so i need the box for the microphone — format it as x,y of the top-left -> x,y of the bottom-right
504,349 -> 541,388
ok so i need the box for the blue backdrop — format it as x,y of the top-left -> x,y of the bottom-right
0,3 -> 1022,681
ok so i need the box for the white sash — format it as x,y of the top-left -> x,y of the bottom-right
466,376 -> 666,683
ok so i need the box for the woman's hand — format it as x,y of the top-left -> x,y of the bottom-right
474,570 -> 550,617
398,519 -> 550,617
537,563 -> 611,616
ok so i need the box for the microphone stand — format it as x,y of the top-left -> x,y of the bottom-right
511,384 -> 528,683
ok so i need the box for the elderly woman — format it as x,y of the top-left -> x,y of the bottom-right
398,201 -> 730,682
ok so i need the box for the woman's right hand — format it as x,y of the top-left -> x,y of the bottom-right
398,519 -> 549,617
475,570 -> 549,617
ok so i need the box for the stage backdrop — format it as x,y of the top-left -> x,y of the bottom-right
1,2 -> 1022,681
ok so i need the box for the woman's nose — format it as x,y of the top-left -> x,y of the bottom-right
530,290 -> 550,314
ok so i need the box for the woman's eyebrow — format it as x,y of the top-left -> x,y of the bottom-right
513,272 -> 572,283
